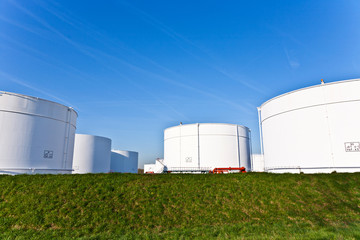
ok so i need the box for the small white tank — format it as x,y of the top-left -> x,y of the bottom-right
111,150 -> 139,173
72,134 -> 111,174
144,164 -> 156,173
251,154 -> 264,172
0,91 -> 77,174
144,159 -> 165,173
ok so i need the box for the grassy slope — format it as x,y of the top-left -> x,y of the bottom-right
0,173 -> 360,239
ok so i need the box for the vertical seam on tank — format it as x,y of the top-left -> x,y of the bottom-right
249,129 -> 253,172
198,123 -> 200,168
67,109 -> 72,168
237,126 -> 241,168
63,109 -> 71,169
179,124 -> 182,169
322,85 -> 335,169
257,107 -> 264,169
62,109 -> 67,169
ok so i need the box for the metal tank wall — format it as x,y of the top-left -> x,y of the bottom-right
72,134 -> 111,174
258,79 -> 360,173
144,159 -> 165,173
110,150 -> 138,173
0,91 -> 77,174
251,154 -> 264,172
164,123 -> 252,171
144,164 -> 156,173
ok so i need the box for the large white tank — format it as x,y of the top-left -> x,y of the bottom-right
259,79 -> 360,173
164,123 -> 252,171
110,150 -> 138,173
0,91 -> 77,174
72,134 -> 111,174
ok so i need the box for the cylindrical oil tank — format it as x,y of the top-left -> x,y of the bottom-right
144,159 -> 165,173
164,123 -> 252,171
144,164 -> 156,173
72,134 -> 111,173
259,79 -> 360,173
251,154 -> 264,172
110,150 -> 138,173
0,91 -> 77,174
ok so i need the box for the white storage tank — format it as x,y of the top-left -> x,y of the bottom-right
0,91 -> 77,174
251,154 -> 265,172
164,123 -> 252,171
144,159 -> 165,173
258,79 -> 360,173
144,164 -> 156,173
72,134 -> 111,174
111,150 -> 138,173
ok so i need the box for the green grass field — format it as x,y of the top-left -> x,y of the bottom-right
0,173 -> 360,239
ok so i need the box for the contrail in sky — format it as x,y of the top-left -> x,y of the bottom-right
6,0 -> 253,114
89,47 -> 252,113
0,33 -> 105,90
0,71 -> 76,107
118,74 -> 190,121
8,0 -> 104,60
120,1 -> 267,94
32,0 -> 258,111
5,0 -> 189,119
284,47 -> 300,70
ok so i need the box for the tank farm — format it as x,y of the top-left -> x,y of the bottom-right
2,79 -> 360,174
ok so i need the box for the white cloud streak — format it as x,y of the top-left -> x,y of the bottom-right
284,47 -> 300,70
33,0 -> 259,111
0,70 -> 76,107
5,0 -> 253,115
120,2 -> 267,94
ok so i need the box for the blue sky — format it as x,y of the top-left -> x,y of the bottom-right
1,0 -> 359,168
